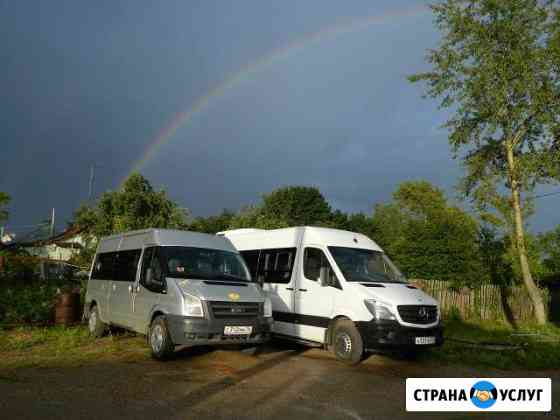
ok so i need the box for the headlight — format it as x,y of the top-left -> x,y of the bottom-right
263,297 -> 272,318
183,292 -> 204,317
364,299 -> 396,321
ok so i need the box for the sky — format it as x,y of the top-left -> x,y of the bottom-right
1,0 -> 559,238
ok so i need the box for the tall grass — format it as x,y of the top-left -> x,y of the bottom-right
424,319 -> 560,370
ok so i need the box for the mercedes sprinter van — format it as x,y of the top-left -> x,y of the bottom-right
220,227 -> 442,364
85,229 -> 272,359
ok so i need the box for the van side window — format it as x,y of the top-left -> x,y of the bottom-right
303,248 -> 322,281
258,248 -> 296,284
92,252 -> 117,280
240,250 -> 260,279
116,249 -> 141,282
140,247 -> 166,293
304,247 -> 341,289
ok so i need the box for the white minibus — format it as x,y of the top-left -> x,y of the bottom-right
220,227 -> 442,364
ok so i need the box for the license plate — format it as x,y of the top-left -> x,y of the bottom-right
224,326 -> 253,336
415,336 -> 436,345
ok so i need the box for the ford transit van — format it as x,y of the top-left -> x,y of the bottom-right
85,229 -> 272,359
220,227 -> 443,364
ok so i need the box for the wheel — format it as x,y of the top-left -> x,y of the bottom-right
149,315 -> 175,360
332,320 -> 364,365
88,305 -> 107,338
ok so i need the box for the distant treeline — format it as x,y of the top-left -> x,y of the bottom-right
71,174 -> 560,289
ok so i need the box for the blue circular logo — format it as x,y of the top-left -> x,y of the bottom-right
470,381 -> 498,409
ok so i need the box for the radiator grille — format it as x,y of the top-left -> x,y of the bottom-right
208,301 -> 260,319
397,305 -> 438,324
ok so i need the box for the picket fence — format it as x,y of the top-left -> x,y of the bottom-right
411,279 -> 550,323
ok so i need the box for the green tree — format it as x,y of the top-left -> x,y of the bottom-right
0,192 -> 10,224
372,181 -> 484,287
228,186 -> 332,229
537,225 -> 560,280
327,211 -> 376,238
73,173 -> 188,238
260,186 -> 332,226
478,226 -> 514,286
190,209 -> 235,234
227,205 -> 290,230
370,203 -> 406,256
409,0 -> 560,323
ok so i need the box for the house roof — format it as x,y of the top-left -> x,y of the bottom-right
4,225 -> 85,249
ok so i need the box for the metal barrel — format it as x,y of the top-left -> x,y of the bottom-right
54,292 -> 80,325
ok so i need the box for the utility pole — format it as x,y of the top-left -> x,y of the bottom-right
50,208 -> 55,238
88,164 -> 95,202
88,164 -> 104,202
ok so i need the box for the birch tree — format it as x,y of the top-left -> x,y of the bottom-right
410,0 -> 560,323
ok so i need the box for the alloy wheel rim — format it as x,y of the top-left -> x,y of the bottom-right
151,324 -> 164,352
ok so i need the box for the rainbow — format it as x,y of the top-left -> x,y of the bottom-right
123,5 -> 428,185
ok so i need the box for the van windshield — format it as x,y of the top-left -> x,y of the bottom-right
162,246 -> 251,282
328,247 -> 406,284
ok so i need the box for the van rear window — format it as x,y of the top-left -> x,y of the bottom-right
92,252 -> 116,280
92,250 -> 141,281
257,248 -> 297,284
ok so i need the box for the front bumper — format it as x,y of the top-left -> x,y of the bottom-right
166,314 -> 273,347
356,320 -> 443,351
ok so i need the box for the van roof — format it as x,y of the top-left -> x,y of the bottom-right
97,228 -> 237,253
220,226 -> 383,252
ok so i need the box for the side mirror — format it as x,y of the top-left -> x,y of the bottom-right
146,267 -> 165,291
319,266 -> 328,287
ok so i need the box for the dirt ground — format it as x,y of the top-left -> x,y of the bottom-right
0,340 -> 558,420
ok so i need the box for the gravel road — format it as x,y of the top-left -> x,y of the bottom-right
0,342 -> 557,420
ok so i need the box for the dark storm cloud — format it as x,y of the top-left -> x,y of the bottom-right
1,0 -> 558,235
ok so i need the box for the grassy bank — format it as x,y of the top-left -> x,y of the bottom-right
425,319 -> 560,370
0,325 -> 148,376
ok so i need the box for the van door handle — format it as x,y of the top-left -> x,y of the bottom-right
298,288 -> 307,292
285,287 -> 294,291
112,284 -> 116,291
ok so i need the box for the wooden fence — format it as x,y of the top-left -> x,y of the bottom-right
411,279 -> 550,323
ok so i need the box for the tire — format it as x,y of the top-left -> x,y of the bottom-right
332,320 -> 364,365
88,305 -> 107,338
149,315 -> 175,360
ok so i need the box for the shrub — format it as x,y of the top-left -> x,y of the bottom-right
446,306 -> 463,322
0,280 -> 77,325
